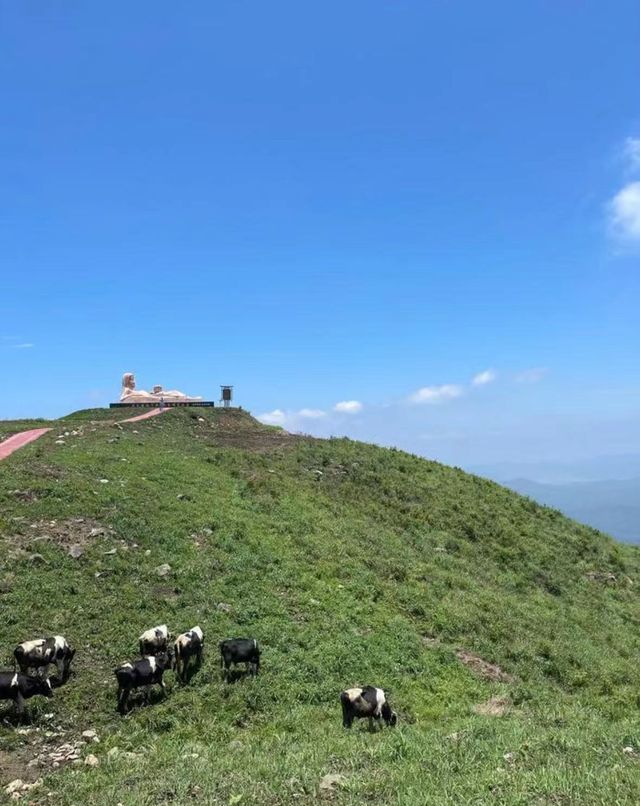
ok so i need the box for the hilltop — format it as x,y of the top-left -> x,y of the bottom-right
0,407 -> 638,805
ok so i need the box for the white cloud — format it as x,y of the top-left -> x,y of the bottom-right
623,137 -> 640,173
257,407 -> 326,427
1,337 -> 34,349
471,369 -> 496,387
257,409 -> 287,425
608,181 -> 640,242
516,367 -> 547,384
334,400 -> 363,414
408,384 -> 463,404
298,408 -> 326,419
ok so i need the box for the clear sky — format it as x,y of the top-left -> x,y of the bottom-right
2,1 -> 639,469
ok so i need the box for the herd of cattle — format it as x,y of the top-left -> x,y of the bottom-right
0,626 -> 397,730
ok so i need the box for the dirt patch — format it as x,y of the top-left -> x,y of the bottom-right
7,518 -> 114,552
198,410 -> 303,453
585,571 -> 617,585
473,695 -> 511,717
456,650 -> 516,683
153,585 -> 180,602
0,745 -> 41,786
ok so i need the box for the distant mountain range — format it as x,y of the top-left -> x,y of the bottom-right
502,477 -> 640,544
468,455 -> 640,545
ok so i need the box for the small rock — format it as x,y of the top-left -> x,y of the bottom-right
104,548 -> 117,555
155,563 -> 172,577
107,747 -> 120,758
5,780 -> 24,795
27,553 -> 46,565
89,527 -> 105,537
68,545 -> 84,560
84,754 -> 99,767
216,602 -> 232,613
623,746 -> 637,756
144,549 -> 151,556
82,730 -> 98,741
99,479 -> 109,484
319,773 -> 347,791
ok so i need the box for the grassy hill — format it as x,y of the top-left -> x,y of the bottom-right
0,407 -> 638,805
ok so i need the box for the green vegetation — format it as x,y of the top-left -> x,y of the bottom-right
0,408 -> 638,804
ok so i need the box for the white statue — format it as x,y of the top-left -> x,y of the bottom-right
120,372 -> 202,403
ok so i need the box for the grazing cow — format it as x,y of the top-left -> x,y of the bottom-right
0,672 -> 53,719
139,624 -> 169,657
114,653 -> 172,714
13,636 -> 75,681
173,626 -> 204,684
219,638 -> 260,681
340,686 -> 397,730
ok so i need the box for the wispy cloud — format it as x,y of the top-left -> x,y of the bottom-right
408,384 -> 463,404
1,337 -> 34,350
471,369 -> 496,387
298,408 -> 326,419
623,137 -> 640,173
608,181 -> 640,243
257,407 -> 326,427
516,367 -> 547,384
607,137 -> 640,245
334,400 -> 363,414
257,409 -> 287,425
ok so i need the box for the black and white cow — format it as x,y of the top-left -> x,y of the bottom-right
219,638 -> 260,681
114,653 -> 172,714
13,636 -> 75,681
340,686 -> 397,730
0,672 -> 53,719
173,626 -> 204,684
139,624 -> 169,657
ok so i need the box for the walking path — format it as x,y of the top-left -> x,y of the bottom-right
0,428 -> 53,461
118,408 -> 167,423
0,408 -> 167,461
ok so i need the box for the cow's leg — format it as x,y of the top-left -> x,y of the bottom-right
14,692 -> 25,722
118,688 -> 129,714
368,716 -> 375,732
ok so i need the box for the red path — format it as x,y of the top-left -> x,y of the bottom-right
119,408 -> 167,423
0,408 -> 167,462
0,428 -> 53,460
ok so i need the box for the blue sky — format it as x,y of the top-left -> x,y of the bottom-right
1,1 -> 639,469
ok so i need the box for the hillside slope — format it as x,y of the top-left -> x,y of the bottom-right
0,408 -> 638,805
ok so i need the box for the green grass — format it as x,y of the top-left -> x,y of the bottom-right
0,408 -> 638,804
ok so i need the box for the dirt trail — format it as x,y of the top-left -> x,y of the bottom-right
0,428 -> 52,460
119,408 -> 167,423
